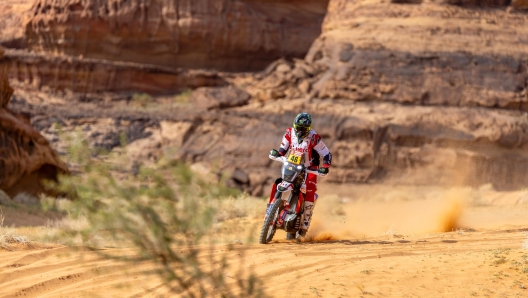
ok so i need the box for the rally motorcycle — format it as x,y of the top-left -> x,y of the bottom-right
259,151 -> 325,244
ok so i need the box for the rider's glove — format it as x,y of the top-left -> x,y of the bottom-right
318,164 -> 330,175
269,149 -> 281,158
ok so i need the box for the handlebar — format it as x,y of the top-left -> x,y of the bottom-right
269,155 -> 326,177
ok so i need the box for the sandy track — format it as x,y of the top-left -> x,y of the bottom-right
1,228 -> 527,298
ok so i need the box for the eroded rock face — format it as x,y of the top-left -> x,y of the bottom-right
6,0 -> 528,196
0,49 -> 13,108
0,49 -> 227,95
175,101 -> 528,194
0,48 -> 68,198
251,0 -> 528,110
209,0 -> 528,193
25,0 -> 329,71
512,0 -> 528,9
0,0 -> 32,49
190,86 -> 250,110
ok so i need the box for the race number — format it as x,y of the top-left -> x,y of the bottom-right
287,153 -> 302,165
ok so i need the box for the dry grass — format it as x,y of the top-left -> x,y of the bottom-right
0,209 -> 31,251
29,129 -> 266,296
174,89 -> 192,103
33,193 -> 266,247
212,193 -> 263,222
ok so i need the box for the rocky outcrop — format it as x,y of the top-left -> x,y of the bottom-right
512,0 -> 528,9
174,101 -> 528,194
0,47 -> 68,198
0,49 -> 227,95
5,0 -> 528,197
190,86 -> 250,110
250,0 -> 528,111
0,0 -> 31,49
25,0 -> 329,72
0,48 -> 13,108
208,0 -> 528,193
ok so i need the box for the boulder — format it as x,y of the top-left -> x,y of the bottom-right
191,86 -> 250,110
123,129 -> 163,163
232,169 -> 249,185
160,121 -> 194,147
0,47 -> 68,198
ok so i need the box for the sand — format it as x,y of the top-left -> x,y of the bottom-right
1,183 -> 528,297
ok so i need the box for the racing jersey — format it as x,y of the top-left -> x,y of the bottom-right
278,127 -> 332,168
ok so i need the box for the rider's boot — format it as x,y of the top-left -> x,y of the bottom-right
296,200 -> 316,239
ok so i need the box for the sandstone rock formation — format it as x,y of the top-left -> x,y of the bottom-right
0,49 -> 227,95
207,0 -> 528,193
190,86 -> 250,110
511,0 -> 528,9
4,0 -> 528,197
0,48 -> 13,108
25,0 -> 329,71
174,100 -> 528,194
250,0 -> 528,111
0,0 -> 32,49
12,87 -> 528,197
0,47 -> 68,198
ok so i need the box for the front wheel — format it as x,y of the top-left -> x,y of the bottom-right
259,198 -> 283,244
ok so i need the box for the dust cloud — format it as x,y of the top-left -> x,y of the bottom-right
306,185 -> 471,241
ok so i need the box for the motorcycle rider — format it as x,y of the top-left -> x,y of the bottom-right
268,112 -> 332,238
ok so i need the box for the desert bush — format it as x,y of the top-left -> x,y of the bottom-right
131,93 -> 152,107
0,209 -> 31,250
45,131 -> 265,297
175,89 -> 192,103
213,193 -> 263,222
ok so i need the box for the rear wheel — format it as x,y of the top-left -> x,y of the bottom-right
259,198 -> 283,244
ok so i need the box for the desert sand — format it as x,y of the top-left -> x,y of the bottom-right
1,0 -> 528,297
2,183 -> 528,298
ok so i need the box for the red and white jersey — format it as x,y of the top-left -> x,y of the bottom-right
279,128 -> 330,168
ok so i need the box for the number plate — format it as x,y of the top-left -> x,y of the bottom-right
287,153 -> 302,165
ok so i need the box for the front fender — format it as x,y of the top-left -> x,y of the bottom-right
277,181 -> 293,192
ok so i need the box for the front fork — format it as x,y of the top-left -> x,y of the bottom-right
265,191 -> 283,220
266,190 -> 304,227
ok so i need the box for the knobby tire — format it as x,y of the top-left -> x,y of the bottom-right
259,198 -> 283,244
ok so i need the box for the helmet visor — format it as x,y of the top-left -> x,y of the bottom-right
293,124 -> 311,138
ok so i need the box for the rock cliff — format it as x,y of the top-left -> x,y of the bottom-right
203,0 -> 528,192
25,0 -> 329,71
0,49 -> 227,95
176,100 -> 528,194
0,47 -> 68,198
251,0 -> 528,110
4,0 -> 528,197
0,0 -> 31,49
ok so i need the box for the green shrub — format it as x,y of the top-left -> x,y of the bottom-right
175,89 -> 193,103
46,131 -> 265,297
131,93 -> 152,107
